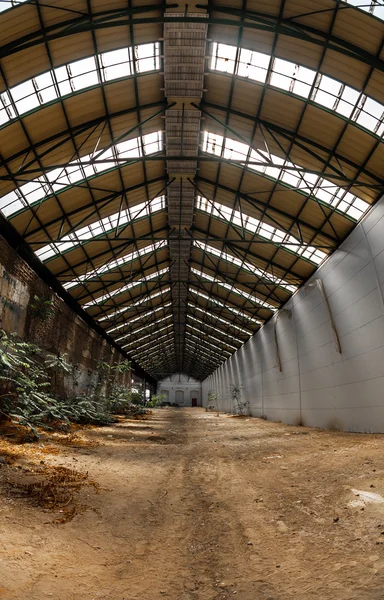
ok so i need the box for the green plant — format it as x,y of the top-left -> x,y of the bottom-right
29,295 -> 54,321
45,352 -> 72,374
0,330 -> 147,438
95,359 -> 111,372
206,390 -> 220,412
147,393 -> 166,408
0,331 -> 58,436
229,383 -> 249,415
112,360 -> 131,374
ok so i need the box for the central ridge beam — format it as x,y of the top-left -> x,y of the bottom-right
163,5 -> 208,374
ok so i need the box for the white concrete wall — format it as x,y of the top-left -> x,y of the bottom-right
158,373 -> 201,406
202,196 -> 384,433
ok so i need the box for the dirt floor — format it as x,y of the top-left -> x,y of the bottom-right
1,408 -> 384,599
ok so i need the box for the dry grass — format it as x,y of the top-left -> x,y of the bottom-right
6,465 -> 99,523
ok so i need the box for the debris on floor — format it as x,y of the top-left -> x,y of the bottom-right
349,488 -> 384,507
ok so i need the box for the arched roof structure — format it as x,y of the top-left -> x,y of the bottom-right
0,0 -> 383,381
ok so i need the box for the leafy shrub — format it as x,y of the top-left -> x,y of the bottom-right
0,330 -> 142,438
147,393 -> 166,408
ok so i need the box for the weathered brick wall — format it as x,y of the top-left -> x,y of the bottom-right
0,236 -> 131,398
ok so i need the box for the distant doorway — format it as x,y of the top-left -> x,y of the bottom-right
191,398 -> 197,407
175,390 -> 184,405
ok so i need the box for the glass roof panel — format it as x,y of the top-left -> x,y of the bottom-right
35,196 -> 166,263
196,193 -> 327,265
187,314 -> 241,346
210,42 -> 384,137
0,131 -> 163,218
194,241 -> 297,292
189,287 -> 262,325
0,0 -> 27,13
0,43 -> 160,128
202,131 -> 370,226
185,329 -> 232,355
63,240 -> 167,290
128,329 -> 174,353
186,322 -> 238,350
98,287 -> 171,323
341,0 -> 384,20
121,320 -> 173,348
107,302 -> 172,334
187,302 -> 252,335
191,267 -> 277,311
115,313 -> 173,343
83,267 -> 169,309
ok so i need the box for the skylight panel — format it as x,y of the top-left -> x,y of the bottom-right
135,42 -> 160,72
202,131 -> 223,156
194,240 -> 297,293
270,58 -> 296,92
0,43 -> 160,128
313,75 -> 342,109
101,48 -> 130,68
142,131 -> 163,154
11,80 -> 39,115
196,192 -> 328,265
0,0 -> 28,14
185,330 -> 232,356
98,287 -> 171,323
189,287 -> 262,325
63,241 -> 167,290
184,342 -> 223,365
187,302 -> 253,335
341,0 -> 384,20
108,302 -> 172,335
116,138 -> 142,159
210,42 -> 384,137
191,267 -> 276,311
186,322 -> 237,351
210,42 -> 237,74
129,330 -> 173,353
69,56 -> 96,77
237,48 -> 269,82
121,320 -> 173,346
201,132 -> 370,225
34,72 -> 57,104
35,196 -> 165,263
187,314 -> 240,346
1,131 -> 163,219
355,96 -> 384,135
83,266 -> 169,309
223,139 -> 249,161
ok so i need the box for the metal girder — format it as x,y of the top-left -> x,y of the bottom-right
195,177 -> 340,244
23,177 -> 167,240
198,102 -> 383,186
5,156 -> 382,186
186,314 -> 242,347
1,11 -> 384,74
192,223 -> 304,282
53,224 -> 168,277
0,102 -> 169,172
187,301 -> 253,337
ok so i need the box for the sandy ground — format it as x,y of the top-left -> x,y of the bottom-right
1,408 -> 384,599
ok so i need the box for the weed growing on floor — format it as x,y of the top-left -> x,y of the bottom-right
206,390 -> 221,413
147,393 -> 166,408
